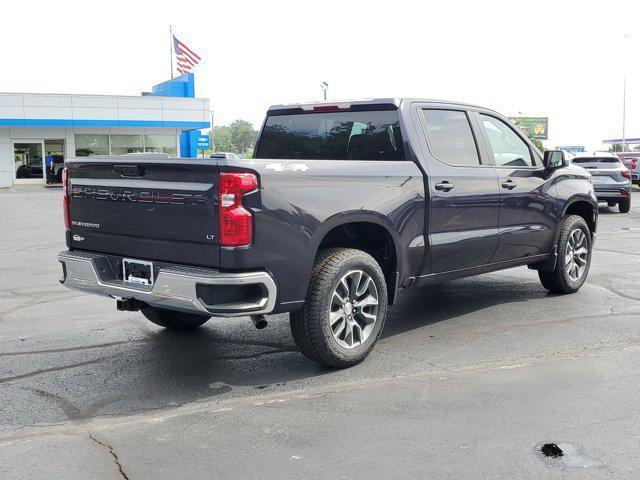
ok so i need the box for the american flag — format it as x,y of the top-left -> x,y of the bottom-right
173,36 -> 201,75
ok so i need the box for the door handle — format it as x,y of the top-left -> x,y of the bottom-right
501,180 -> 517,190
434,181 -> 454,192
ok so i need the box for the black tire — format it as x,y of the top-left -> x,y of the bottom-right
619,197 -> 631,213
607,200 -> 617,207
538,215 -> 592,294
141,307 -> 210,331
290,248 -> 388,368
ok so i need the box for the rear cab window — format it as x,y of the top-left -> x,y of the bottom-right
256,110 -> 404,160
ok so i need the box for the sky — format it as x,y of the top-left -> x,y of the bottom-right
1,0 -> 638,150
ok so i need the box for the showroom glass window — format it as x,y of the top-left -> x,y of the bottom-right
110,135 -> 144,155
422,109 -> 480,166
74,134 -> 109,156
480,115 -> 535,167
144,134 -> 177,156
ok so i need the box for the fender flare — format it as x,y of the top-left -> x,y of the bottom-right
309,211 -> 404,301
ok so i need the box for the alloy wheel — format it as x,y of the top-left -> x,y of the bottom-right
565,228 -> 589,281
329,270 -> 379,349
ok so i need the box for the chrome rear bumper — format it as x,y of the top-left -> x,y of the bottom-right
58,250 -> 277,317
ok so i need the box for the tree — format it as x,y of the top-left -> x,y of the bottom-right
210,120 -> 258,155
229,120 -> 257,154
532,139 -> 545,153
210,126 -> 233,153
609,143 -> 623,152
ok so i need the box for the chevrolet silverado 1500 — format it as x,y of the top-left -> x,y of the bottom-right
59,98 -> 598,367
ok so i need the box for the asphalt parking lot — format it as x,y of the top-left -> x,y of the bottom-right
1,187 -> 640,479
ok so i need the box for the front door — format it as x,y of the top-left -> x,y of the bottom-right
419,108 -> 501,273
44,139 -> 65,185
475,113 -> 557,262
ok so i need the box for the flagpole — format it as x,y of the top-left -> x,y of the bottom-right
169,25 -> 174,79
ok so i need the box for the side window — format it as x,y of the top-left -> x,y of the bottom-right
480,114 -> 535,167
422,109 -> 480,166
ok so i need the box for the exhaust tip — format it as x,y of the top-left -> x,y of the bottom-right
250,315 -> 268,329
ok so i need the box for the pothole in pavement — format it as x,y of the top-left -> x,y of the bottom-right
535,442 -> 598,469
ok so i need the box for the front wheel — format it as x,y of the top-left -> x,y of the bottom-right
290,248 -> 388,368
619,197 -> 631,213
538,215 -> 592,294
141,307 -> 210,331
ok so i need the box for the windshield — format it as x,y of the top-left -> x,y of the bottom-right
256,110 -> 405,160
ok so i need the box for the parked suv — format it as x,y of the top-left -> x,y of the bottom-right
616,152 -> 640,185
571,152 -> 632,213
59,99 -> 598,367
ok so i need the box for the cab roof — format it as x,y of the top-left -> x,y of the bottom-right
267,98 -> 487,113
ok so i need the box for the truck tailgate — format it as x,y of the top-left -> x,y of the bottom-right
66,157 -> 220,268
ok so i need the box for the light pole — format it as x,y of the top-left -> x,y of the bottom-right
622,34 -> 630,151
320,82 -> 328,101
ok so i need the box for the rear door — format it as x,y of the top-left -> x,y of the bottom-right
67,157 -> 221,267
417,107 -> 500,273
475,113 -> 557,262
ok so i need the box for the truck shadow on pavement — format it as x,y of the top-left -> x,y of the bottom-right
4,273 -> 552,428
381,273 -> 548,339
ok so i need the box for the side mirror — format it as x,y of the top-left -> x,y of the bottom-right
543,150 -> 567,170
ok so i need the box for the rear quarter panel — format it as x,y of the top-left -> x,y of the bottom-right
220,159 -> 425,311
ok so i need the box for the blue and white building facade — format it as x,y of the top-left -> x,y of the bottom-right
0,74 -> 210,188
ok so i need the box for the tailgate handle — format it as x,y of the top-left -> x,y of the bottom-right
114,164 -> 144,177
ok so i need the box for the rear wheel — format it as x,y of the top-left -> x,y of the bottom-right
141,307 -> 210,331
619,197 -> 631,213
290,248 -> 388,368
538,215 -> 592,294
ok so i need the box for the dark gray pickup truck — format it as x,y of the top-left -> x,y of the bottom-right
59,98 -> 598,367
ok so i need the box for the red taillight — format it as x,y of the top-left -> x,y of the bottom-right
632,159 -> 637,170
622,169 -> 631,179
218,172 -> 258,247
62,168 -> 70,230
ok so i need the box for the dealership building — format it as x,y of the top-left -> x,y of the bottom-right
0,74 -> 210,188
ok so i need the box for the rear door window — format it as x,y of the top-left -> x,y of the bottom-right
256,110 -> 404,160
422,109 -> 480,166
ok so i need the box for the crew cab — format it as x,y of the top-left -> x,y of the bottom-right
59,99 -> 598,367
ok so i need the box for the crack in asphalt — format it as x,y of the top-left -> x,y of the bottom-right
426,310 -> 640,338
88,432 -> 130,480
28,388 -> 84,421
0,293 -> 85,322
0,339 -> 148,357
587,280 -> 640,302
0,355 -> 115,384
595,248 -> 640,257
373,344 -> 446,370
